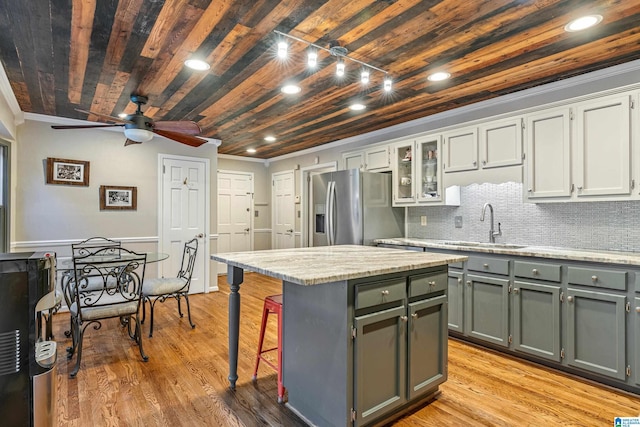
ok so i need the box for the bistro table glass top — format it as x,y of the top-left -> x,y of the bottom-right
58,252 -> 169,269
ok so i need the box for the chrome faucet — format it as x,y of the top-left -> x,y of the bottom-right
480,203 -> 502,243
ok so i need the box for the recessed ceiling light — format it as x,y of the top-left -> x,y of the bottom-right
247,148 -> 257,154
118,113 -> 128,118
565,15 -> 602,32
428,72 -> 451,82
264,136 -> 276,142
184,59 -> 210,70
349,103 -> 366,111
281,84 -> 301,94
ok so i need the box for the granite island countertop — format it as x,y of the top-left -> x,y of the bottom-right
374,238 -> 640,266
212,244 -> 467,286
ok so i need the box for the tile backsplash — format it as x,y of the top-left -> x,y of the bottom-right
407,182 -> 640,252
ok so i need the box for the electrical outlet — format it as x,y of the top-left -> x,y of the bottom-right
420,215 -> 427,226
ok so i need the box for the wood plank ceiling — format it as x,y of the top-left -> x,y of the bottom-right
1,0 -> 639,158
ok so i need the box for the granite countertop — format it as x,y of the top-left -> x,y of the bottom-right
211,245 -> 467,286
374,238 -> 640,266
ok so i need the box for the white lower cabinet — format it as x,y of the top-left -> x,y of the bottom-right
636,296 -> 640,386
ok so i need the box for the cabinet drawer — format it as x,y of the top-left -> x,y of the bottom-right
514,261 -> 561,282
355,278 -> 406,309
449,261 -> 464,269
409,271 -> 447,298
467,256 -> 509,275
567,266 -> 627,291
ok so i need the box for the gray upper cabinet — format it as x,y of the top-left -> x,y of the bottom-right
565,287 -> 627,381
465,274 -> 510,347
574,94 -> 632,198
524,107 -> 572,200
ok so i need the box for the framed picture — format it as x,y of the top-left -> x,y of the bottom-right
46,157 -> 90,186
99,185 -> 137,210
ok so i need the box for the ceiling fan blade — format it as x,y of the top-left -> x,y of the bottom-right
51,124 -> 125,130
152,120 -> 201,135
124,138 -> 141,146
75,108 -> 129,123
152,129 -> 207,147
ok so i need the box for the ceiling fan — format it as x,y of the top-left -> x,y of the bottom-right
51,94 -> 208,147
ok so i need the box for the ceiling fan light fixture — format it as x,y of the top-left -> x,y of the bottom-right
428,71 -> 451,82
124,128 -> 153,143
565,15 -> 602,32
184,59 -> 210,70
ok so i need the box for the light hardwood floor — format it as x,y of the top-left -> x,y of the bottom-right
53,272 -> 640,426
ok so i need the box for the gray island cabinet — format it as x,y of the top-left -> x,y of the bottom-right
212,245 -> 466,427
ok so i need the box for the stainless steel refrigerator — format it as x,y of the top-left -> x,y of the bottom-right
312,169 -> 404,246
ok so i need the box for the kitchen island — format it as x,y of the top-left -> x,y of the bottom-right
212,245 -> 467,427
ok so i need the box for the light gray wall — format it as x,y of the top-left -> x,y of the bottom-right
13,119 -> 218,261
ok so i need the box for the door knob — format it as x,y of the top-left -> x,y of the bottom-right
286,229 -> 294,233
244,228 -> 250,232
195,233 -> 204,238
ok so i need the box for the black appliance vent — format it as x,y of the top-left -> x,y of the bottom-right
0,330 -> 20,376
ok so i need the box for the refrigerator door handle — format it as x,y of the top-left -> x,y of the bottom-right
329,181 -> 338,245
325,181 -> 333,246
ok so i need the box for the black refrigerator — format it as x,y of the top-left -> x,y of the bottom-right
0,252 -> 58,427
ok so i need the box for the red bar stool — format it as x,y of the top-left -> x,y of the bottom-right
252,294 -> 285,403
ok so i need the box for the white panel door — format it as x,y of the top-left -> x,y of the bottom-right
161,158 -> 206,294
272,170 -> 295,249
217,171 -> 253,273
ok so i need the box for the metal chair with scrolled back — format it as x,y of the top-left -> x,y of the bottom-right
66,246 -> 148,378
141,238 -> 198,337
61,237 -> 123,338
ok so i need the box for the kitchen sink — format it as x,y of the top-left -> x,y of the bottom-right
440,241 -> 527,249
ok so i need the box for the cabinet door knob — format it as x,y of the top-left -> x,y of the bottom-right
411,313 -> 418,319
532,269 -> 538,275
466,281 -> 472,286
381,290 -> 390,296
428,281 -> 436,286
482,160 -> 487,165
513,288 -> 519,294
636,307 -> 640,313
567,295 -> 574,302
528,188 -> 533,193
483,263 -> 489,268
457,278 -> 462,284
400,315 -> 408,322
591,275 -> 598,282
473,161 -> 477,166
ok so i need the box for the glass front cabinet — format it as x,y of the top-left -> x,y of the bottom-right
393,135 -> 456,206
392,139 -> 416,205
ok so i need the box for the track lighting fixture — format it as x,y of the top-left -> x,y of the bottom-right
273,30 -> 392,93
